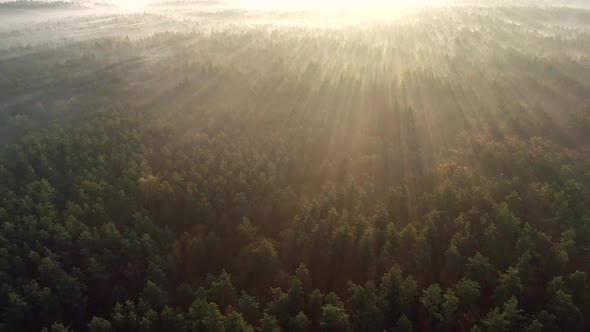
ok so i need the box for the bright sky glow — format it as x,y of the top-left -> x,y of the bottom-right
114,0 -> 442,10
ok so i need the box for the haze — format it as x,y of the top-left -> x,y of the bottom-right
1,1 -> 590,332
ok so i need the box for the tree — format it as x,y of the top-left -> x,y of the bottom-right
547,288 -> 583,330
306,289 -> 324,322
320,304 -> 351,332
159,306 -> 187,332
49,322 -> 71,332
286,277 -> 305,315
456,278 -> 480,308
465,253 -> 496,288
501,297 -> 526,330
358,228 -> 377,282
236,218 -> 258,245
237,291 -> 260,324
224,312 -> 254,332
295,264 -> 312,294
287,311 -> 311,332
346,281 -> 383,332
236,240 -> 280,288
493,267 -> 523,305
379,265 -> 416,325
3,292 -> 32,330
443,243 -> 465,282
202,302 -> 224,332
324,292 -> 344,309
208,271 -> 237,310
420,284 -> 458,330
141,280 -> 168,310
483,297 -> 525,332
393,314 -> 413,332
88,317 -> 113,332
266,287 -> 289,325
260,314 -> 281,332
525,319 -> 543,332
482,307 -> 508,332
188,300 -> 223,332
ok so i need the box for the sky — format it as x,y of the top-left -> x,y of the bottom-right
4,0 -> 583,10
108,0 -> 443,10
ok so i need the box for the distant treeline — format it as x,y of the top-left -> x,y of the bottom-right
0,1 -> 84,9
146,0 -> 226,8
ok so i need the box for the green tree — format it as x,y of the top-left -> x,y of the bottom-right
208,271 -> 237,310
324,292 -> 344,309
50,322 -> 71,332
547,288 -> 583,330
259,314 -> 281,332
306,289 -> 324,322
141,280 -> 168,310
237,240 -> 280,288
159,306 -> 187,332
286,277 -> 305,315
456,278 -> 480,308
202,302 -> 224,332
493,267 -> 523,305
88,317 -> 113,332
224,312 -> 254,332
347,281 -> 383,332
287,311 -> 311,332
379,265 -> 416,325
420,284 -> 458,329
393,314 -> 413,332
483,297 -> 525,332
482,307 -> 508,332
237,291 -> 259,324
465,253 -> 496,288
320,304 -> 351,332
295,264 -> 312,294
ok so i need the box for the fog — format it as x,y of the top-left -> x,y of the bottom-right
1,1 -> 590,331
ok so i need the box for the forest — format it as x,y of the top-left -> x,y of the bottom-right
1,1 -> 590,331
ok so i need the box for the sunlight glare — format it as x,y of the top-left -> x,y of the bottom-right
240,0 -> 440,11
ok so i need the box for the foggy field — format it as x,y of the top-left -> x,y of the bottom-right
1,1 -> 590,331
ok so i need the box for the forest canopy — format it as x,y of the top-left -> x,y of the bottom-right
1,2 -> 590,332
